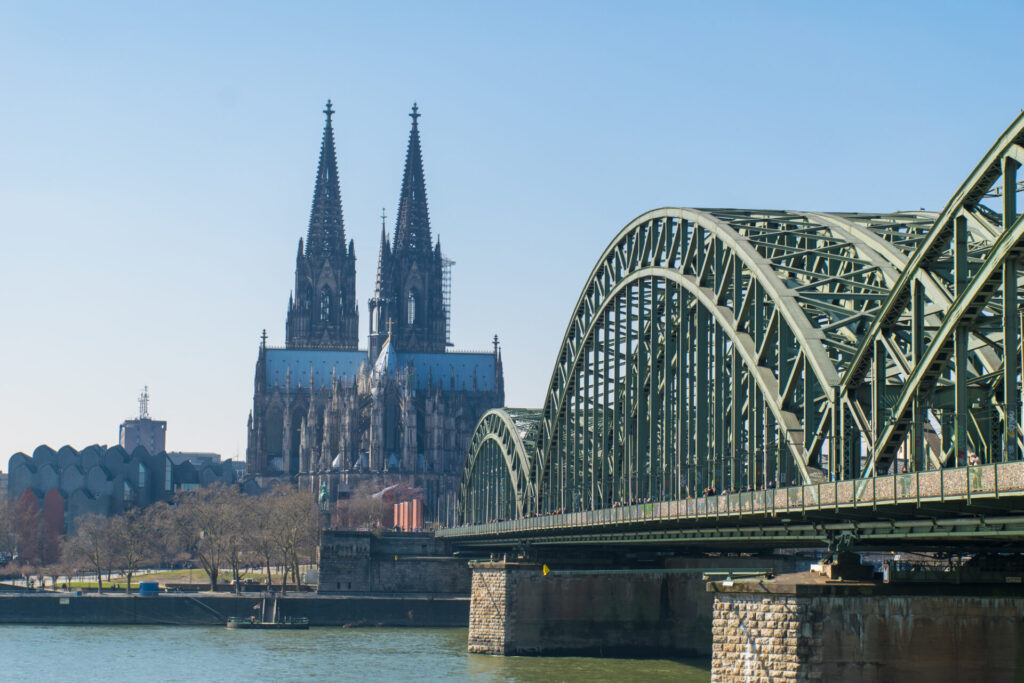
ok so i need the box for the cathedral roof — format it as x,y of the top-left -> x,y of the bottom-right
263,348 -> 497,392
306,100 -> 346,256
265,349 -> 366,389
393,103 -> 431,253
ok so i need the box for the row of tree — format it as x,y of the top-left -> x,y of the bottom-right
2,484 -> 320,593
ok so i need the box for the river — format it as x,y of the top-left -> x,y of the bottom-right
0,625 -> 710,681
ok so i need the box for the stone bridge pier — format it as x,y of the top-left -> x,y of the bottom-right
467,555 -> 803,657
708,572 -> 1024,682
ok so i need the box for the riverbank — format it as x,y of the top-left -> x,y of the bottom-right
0,593 -> 468,627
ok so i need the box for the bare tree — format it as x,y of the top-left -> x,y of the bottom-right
246,491 -> 280,593
220,487 -> 250,594
272,486 -> 320,593
63,515 -> 114,593
13,494 -> 42,566
334,482 -> 386,529
174,484 -> 235,591
144,502 -> 186,569
108,509 -> 159,592
0,502 -> 15,564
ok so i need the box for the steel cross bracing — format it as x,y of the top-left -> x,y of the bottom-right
453,113 -> 1024,546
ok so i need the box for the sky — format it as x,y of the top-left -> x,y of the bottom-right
1,1 -> 1022,465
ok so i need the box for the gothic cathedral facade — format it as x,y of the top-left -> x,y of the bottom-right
246,103 -> 504,518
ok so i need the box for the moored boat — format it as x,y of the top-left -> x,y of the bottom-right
227,596 -> 309,629
226,616 -> 309,630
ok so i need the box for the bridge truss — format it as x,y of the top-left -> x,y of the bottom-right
456,113 -> 1024,537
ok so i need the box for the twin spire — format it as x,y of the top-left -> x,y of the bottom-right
306,100 -> 430,258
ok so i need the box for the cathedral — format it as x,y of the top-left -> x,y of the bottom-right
245,102 -> 504,516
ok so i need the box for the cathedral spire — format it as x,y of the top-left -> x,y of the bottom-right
307,99 -> 345,256
393,103 -> 431,253
286,100 -> 358,350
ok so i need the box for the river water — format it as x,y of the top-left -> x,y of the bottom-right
0,625 -> 710,681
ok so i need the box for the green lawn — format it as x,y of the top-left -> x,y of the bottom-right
63,569 -> 286,590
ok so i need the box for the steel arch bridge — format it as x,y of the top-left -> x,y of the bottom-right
454,113 -> 1024,544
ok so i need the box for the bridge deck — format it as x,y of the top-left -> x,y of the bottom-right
441,462 -> 1024,549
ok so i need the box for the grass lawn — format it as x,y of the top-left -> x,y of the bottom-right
64,569 -> 286,590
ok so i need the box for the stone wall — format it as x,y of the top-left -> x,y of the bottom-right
0,593 -> 468,626
468,561 -> 512,654
710,576 -> 1024,682
318,530 -> 469,594
711,594 -> 819,682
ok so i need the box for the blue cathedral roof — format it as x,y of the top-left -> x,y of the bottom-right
265,348 -> 496,392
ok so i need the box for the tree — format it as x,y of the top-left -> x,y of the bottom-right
108,509 -> 158,592
219,487 -> 250,594
333,482 -> 386,529
174,484 -> 234,591
13,492 -> 42,566
271,486 -> 320,593
143,502 -> 186,569
0,502 -> 15,564
63,514 -> 114,593
249,493 -> 282,590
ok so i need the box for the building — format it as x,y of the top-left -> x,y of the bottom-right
6,443 -> 238,532
246,102 -> 504,515
7,392 -> 239,531
118,387 -> 166,455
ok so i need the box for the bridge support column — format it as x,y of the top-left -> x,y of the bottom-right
468,556 -> 801,657
709,573 -> 1024,682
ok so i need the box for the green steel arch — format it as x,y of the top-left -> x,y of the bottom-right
458,408 -> 539,524
841,112 -> 1024,484
456,113 -> 1024,525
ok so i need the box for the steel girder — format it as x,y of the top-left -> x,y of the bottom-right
841,112 -> 1024,484
456,114 -> 1024,526
458,408 -> 538,525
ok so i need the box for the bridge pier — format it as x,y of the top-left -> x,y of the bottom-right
708,572 -> 1024,682
468,555 -> 802,657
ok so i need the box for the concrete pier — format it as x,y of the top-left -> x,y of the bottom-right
708,572 -> 1024,682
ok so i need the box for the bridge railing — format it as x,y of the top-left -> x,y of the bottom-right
440,461 -> 1024,538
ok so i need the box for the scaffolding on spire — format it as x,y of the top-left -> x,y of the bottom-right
442,256 -> 454,346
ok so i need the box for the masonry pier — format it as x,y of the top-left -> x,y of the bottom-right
708,572 -> 1024,682
467,555 -> 804,657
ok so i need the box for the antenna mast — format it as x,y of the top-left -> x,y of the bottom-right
138,386 -> 150,420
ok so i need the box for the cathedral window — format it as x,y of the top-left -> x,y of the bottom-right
320,288 -> 332,322
407,291 -> 416,325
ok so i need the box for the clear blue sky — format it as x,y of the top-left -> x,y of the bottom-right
1,1 -> 1021,464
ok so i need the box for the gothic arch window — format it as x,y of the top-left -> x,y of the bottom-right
407,290 -> 417,325
320,288 -> 331,323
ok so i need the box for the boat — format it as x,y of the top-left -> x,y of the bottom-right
226,596 -> 309,630
226,616 -> 309,630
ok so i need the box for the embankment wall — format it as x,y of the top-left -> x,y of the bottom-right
0,593 -> 468,627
